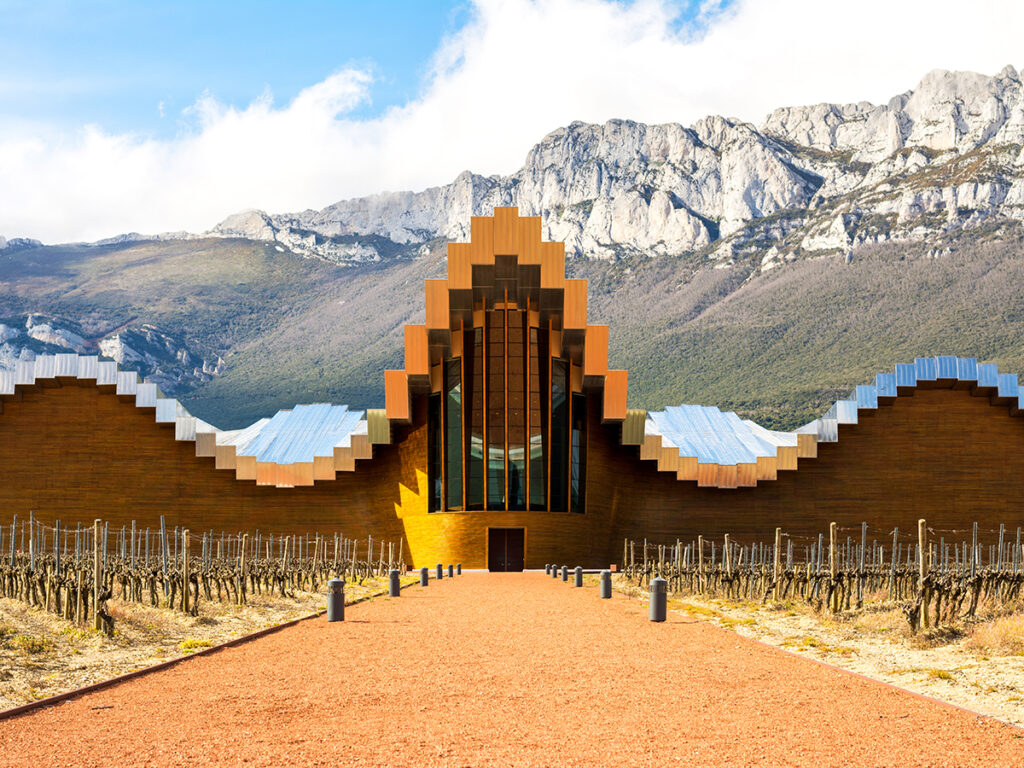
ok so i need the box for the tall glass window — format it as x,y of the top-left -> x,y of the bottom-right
550,359 -> 569,511
486,311 -> 505,509
465,327 -> 484,509
570,393 -> 587,513
428,307 -> 587,514
506,310 -> 526,510
428,393 -> 442,513
445,359 -> 463,510
528,328 -> 547,510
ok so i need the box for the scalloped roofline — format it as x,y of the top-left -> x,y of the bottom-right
640,355 -> 1022,489
0,353 -> 375,489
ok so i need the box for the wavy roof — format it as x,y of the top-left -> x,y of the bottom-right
641,355 -> 1022,488
0,353 -> 374,488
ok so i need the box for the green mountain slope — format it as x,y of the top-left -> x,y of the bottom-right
2,228 -> 1024,430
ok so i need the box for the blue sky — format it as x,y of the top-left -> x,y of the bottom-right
0,0 -> 1020,242
0,0 -> 471,134
0,1 -> 722,138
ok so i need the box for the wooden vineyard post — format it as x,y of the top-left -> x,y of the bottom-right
239,533 -> 248,606
697,536 -> 704,594
829,522 -> 838,613
182,529 -> 190,614
311,534 -> 319,592
971,522 -> 978,579
918,519 -> 928,630
997,524 -> 1005,599
889,527 -> 898,598
623,539 -> 628,574
160,515 -> 168,604
858,522 -> 867,608
772,527 -> 781,601
93,519 -> 102,631
1011,528 -> 1019,577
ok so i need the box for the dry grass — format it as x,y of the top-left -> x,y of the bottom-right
965,614 -> 1024,656
0,574 -> 417,710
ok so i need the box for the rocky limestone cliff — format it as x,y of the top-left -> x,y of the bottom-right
0,314 -> 225,395
206,65 -> 1024,267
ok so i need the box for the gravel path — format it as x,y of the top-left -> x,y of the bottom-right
2,572 -> 1023,767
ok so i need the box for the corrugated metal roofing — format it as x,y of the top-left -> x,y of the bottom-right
646,355 -> 1024,488
647,405 -> 797,467
0,353 -> 374,487
231,404 -> 364,464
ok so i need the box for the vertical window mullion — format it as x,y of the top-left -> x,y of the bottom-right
504,296 -> 509,512
482,311 -> 488,507
525,299 -> 530,509
444,358 -> 463,510
460,318 -> 467,511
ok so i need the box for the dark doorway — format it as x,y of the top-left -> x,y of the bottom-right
487,528 -> 525,572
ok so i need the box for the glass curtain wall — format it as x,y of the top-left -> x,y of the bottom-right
486,310 -> 505,509
506,310 -> 526,510
466,327 -> 484,509
444,359 -> 463,509
429,307 -> 584,513
549,359 -> 569,511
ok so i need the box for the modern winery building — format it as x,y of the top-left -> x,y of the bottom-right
2,207 -> 1024,570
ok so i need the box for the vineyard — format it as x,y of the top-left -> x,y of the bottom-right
0,512 -> 407,638
623,520 -> 1024,631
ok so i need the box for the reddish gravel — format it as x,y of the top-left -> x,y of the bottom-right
2,572 -> 1023,767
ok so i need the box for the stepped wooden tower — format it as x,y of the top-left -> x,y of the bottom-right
2,208 -> 1024,569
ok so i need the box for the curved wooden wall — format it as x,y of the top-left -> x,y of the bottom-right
0,383 -> 411,544
592,387 -> 1024,554
3,376 -> 1024,570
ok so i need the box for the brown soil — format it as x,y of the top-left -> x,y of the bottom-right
2,572 -> 1024,767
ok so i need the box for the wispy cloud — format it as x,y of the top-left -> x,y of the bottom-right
1,0 -> 1022,242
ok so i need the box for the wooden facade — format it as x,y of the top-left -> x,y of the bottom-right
3,208 -> 1024,568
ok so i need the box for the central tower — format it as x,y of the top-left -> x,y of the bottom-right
428,288 -> 586,513
383,206 -> 630,519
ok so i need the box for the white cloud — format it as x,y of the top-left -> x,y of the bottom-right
2,0 -> 1022,243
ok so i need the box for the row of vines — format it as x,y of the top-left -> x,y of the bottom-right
0,513 -> 406,637
624,520 -> 1024,631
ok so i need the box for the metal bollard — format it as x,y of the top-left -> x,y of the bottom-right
326,578 -> 345,622
437,563 -> 443,580
574,566 -> 583,587
456,563 -> 462,575
545,564 -> 551,574
560,565 -> 568,582
389,568 -> 400,597
448,564 -> 453,578
649,577 -> 667,622
600,569 -> 612,599
420,567 -> 429,587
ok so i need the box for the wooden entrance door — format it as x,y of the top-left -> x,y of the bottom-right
487,528 -> 525,572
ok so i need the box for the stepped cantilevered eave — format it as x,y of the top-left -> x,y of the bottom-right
0,353 -> 375,489
642,355 -> 1024,489
377,207 -> 629,439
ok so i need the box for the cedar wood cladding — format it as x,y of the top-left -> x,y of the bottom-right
2,207 -> 1024,568
2,367 -> 1024,569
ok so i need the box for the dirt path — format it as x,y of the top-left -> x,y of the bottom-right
2,572 -> 1023,767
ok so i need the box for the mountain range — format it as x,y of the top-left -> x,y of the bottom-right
2,65 -> 1023,429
